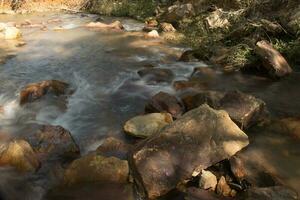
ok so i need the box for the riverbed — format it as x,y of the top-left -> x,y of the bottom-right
1,12 -> 300,199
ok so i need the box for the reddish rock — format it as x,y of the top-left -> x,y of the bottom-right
255,40 -> 292,78
145,92 -> 184,118
19,80 -> 69,105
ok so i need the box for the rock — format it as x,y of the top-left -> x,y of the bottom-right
64,154 -> 129,185
3,27 -> 22,40
229,143 -> 280,188
199,170 -> 217,191
240,186 -> 298,200
124,113 -> 173,138
24,125 -> 80,161
19,80 -> 69,105
96,137 -> 131,160
218,91 -> 266,129
206,9 -> 230,29
0,140 -> 40,172
182,91 -> 225,111
161,3 -> 195,23
86,20 -> 124,30
147,30 -> 160,38
173,80 -> 202,91
185,187 -> 221,200
179,50 -> 208,62
182,90 -> 266,129
160,23 -> 176,32
216,176 -> 234,197
145,92 -> 184,118
255,40 -> 292,78
130,104 -> 249,199
146,19 -> 158,27
137,68 -> 174,84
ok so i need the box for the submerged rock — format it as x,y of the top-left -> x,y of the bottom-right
64,154 -> 129,185
137,68 -> 174,84
96,137 -> 131,160
130,104 -> 249,199
124,113 -> 173,138
19,80 -> 69,105
199,170 -> 217,191
0,140 -> 40,172
145,92 -> 184,118
255,40 -> 292,78
86,21 -> 124,30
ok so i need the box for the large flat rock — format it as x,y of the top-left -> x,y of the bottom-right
130,104 -> 249,199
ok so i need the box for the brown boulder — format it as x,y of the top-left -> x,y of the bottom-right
0,140 -> 40,172
96,137 -> 131,160
130,104 -> 249,199
24,125 -> 80,162
137,68 -> 174,84
19,80 -> 69,105
64,154 -> 129,185
182,90 -> 266,129
218,91 -> 266,129
145,92 -> 184,118
255,40 -> 292,78
182,91 -> 225,111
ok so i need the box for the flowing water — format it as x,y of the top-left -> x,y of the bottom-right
0,12 -> 300,199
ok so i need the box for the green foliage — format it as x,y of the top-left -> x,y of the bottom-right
225,44 -> 256,69
272,38 -> 300,65
87,0 -> 157,20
